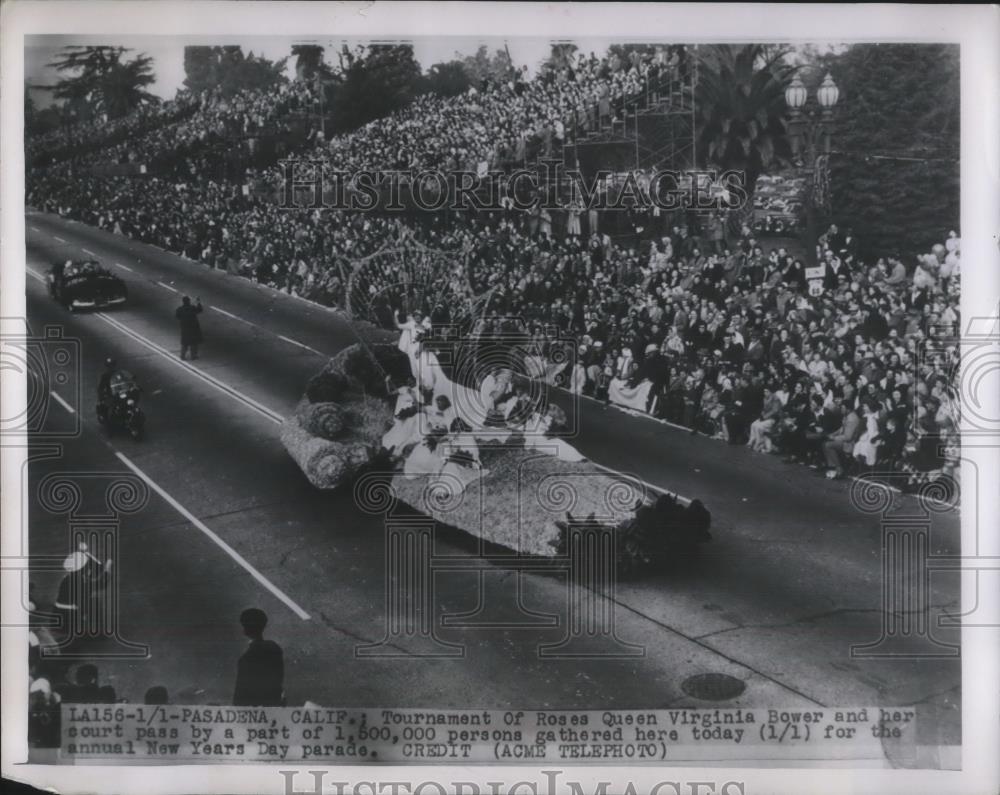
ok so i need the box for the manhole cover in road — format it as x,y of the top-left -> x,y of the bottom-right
681,673 -> 746,701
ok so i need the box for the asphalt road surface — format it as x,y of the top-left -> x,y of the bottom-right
20,211 -> 961,761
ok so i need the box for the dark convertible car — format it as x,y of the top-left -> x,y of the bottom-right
47,259 -> 127,311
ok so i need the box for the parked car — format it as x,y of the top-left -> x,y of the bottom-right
47,259 -> 127,311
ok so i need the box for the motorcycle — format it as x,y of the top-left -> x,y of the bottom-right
97,371 -> 145,440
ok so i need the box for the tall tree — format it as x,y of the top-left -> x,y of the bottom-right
183,45 -> 287,98
422,60 -> 472,98
545,43 -> 579,71
327,44 -> 423,132
694,44 -> 794,223
183,46 -> 220,94
292,44 -> 327,81
460,45 -> 514,88
824,43 -> 959,258
45,45 -> 157,120
222,50 -> 289,96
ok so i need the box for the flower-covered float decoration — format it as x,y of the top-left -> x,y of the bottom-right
282,342 -> 711,574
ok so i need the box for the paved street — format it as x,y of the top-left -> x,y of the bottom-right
22,211 -> 961,753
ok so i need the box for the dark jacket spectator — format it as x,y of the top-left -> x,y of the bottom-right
233,608 -> 284,707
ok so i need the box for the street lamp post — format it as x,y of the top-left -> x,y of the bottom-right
316,72 -> 327,140
784,72 -> 839,268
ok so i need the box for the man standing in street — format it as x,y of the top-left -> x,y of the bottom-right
233,608 -> 285,707
176,295 -> 204,360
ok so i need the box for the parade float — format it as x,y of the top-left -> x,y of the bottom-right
282,237 -> 710,573
281,339 -> 711,574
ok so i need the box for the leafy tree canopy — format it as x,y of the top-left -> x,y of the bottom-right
183,45 -> 288,98
459,45 -> 515,88
823,43 -> 959,258
292,44 -> 331,82
325,44 -> 424,133
44,45 -> 157,120
422,60 -> 472,98
544,43 -> 579,72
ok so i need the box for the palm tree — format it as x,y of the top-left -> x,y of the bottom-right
695,44 -> 794,232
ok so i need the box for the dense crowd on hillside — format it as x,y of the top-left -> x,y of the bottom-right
26,42 -> 961,489
306,46 -> 685,175
27,91 -> 203,167
107,81 -> 318,176
33,81 -> 319,180
31,46 -> 682,184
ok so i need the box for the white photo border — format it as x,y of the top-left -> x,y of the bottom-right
2,3 -> 998,794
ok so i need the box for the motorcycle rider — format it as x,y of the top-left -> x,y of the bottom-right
96,357 -> 118,422
97,357 -> 143,433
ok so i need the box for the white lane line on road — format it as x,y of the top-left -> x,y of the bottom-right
115,451 -> 311,621
26,254 -> 946,512
26,267 -> 46,284
49,391 -> 76,414
82,248 -> 97,256
277,334 -> 324,356
34,240 -> 330,357
589,461 -> 692,506
574,389 -> 697,433
209,305 -> 253,326
568,385 -> 952,508
31,235 -> 684,502
53,235 -> 66,243
95,312 -> 285,425
30,226 -> 40,232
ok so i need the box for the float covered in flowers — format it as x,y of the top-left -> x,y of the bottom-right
282,339 -> 711,573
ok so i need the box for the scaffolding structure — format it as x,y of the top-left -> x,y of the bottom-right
566,48 -> 698,179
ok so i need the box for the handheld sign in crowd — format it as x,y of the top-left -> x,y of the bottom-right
805,264 -> 826,295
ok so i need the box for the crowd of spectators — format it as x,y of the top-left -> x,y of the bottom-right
548,224 -> 963,487
27,91 -> 202,167
108,81 -> 318,177
303,46 -> 686,176
27,573 -> 126,748
391,213 -> 960,489
28,562 -> 283,748
27,43 -> 961,491
33,80 -> 318,181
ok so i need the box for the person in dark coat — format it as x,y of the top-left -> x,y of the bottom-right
723,374 -> 752,445
176,296 -> 204,360
233,608 -> 284,707
635,344 -> 671,414
59,663 -> 116,704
